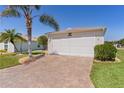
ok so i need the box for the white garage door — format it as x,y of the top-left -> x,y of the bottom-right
51,37 -> 96,57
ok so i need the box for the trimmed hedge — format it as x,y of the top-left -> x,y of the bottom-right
94,43 -> 117,61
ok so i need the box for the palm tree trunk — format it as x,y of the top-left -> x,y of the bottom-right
26,17 -> 32,58
20,40 -> 22,53
27,27 -> 32,58
11,41 -> 18,52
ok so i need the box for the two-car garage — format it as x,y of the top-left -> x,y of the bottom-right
47,28 -> 106,57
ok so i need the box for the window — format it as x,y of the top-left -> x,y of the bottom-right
4,45 -> 8,50
4,41 -> 8,50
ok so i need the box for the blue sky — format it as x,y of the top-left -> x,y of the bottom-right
0,5 -> 124,41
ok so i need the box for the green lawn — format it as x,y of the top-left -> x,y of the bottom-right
0,50 -> 43,69
91,49 -> 124,88
0,54 -> 25,69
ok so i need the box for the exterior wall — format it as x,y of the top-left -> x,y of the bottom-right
8,42 -> 15,52
15,41 -> 43,52
0,42 -> 14,52
0,43 -> 4,50
48,31 -> 105,57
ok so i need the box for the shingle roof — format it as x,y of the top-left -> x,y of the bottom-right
47,27 -> 107,35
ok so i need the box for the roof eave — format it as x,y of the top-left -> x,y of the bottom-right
47,27 -> 107,35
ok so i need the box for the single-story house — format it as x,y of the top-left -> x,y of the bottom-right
47,27 -> 106,57
0,35 -> 43,52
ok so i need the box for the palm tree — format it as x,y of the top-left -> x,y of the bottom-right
0,29 -> 26,52
0,5 -> 59,58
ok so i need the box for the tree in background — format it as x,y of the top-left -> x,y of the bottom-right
105,41 -> 114,45
1,5 -> 59,58
37,35 -> 48,50
0,29 -> 26,52
118,39 -> 124,46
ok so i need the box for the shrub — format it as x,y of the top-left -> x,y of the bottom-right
94,43 -> 117,61
0,49 -> 7,52
0,49 -> 7,55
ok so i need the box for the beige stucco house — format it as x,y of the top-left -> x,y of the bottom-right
47,27 -> 106,57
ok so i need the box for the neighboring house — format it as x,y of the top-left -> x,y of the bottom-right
114,43 -> 122,48
0,35 -> 43,52
47,27 -> 106,57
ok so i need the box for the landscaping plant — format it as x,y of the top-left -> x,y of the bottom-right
0,49 -> 7,55
94,43 -> 117,61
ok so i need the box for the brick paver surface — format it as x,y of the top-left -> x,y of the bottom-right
0,55 -> 94,88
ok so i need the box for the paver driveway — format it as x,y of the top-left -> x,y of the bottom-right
0,55 -> 94,88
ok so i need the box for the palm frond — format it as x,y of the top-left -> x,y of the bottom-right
33,5 -> 41,10
0,29 -> 26,43
1,8 -> 21,17
0,32 -> 9,42
9,5 -> 41,15
14,35 -> 27,42
40,14 -> 59,31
